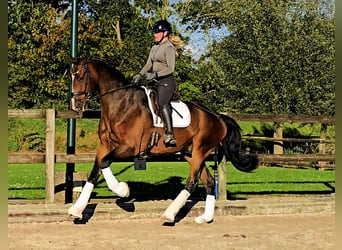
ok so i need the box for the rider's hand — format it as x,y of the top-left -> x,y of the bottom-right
144,72 -> 157,81
132,73 -> 142,85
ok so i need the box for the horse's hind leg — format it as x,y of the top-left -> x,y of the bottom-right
194,166 -> 216,224
161,157 -> 205,223
161,189 -> 191,222
161,149 -> 217,223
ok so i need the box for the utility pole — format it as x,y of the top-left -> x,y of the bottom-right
66,0 -> 78,203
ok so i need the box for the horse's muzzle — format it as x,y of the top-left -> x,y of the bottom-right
70,97 -> 80,112
70,97 -> 89,112
70,90 -> 93,112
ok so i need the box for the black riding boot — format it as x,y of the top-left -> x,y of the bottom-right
160,104 -> 176,146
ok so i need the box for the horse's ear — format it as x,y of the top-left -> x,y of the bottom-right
70,57 -> 77,64
85,54 -> 92,63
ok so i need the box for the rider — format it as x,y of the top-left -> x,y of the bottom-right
133,20 -> 184,146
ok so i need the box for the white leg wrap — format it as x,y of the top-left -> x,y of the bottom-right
102,167 -> 129,197
68,182 -> 94,219
161,189 -> 190,222
195,194 -> 216,224
102,167 -> 119,190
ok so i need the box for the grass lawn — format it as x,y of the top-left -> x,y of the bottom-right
8,162 -> 335,200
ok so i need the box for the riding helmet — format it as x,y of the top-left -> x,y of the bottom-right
151,20 -> 172,33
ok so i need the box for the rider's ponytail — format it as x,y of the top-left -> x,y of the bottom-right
168,35 -> 185,56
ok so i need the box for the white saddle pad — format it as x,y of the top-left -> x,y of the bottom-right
142,86 -> 191,128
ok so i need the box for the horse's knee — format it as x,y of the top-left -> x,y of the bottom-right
100,157 -> 112,169
87,155 -> 112,184
87,176 -> 98,185
87,165 -> 101,185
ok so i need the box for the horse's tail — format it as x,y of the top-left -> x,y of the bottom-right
220,114 -> 258,172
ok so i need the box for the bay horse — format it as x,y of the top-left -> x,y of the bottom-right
68,56 -> 258,224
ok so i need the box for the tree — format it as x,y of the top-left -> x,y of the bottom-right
9,0 -> 334,116
7,1 -> 156,109
175,0 -> 335,115
8,1 -> 71,109
8,0 -> 196,109
78,0 -> 153,74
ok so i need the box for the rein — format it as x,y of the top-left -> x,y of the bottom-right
71,61 -> 136,101
95,79 -> 177,100
94,83 -> 137,100
72,59 -> 176,102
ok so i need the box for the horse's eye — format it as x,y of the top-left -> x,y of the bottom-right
72,73 -> 83,81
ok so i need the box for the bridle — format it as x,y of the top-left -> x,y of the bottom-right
70,61 -> 136,104
70,63 -> 94,100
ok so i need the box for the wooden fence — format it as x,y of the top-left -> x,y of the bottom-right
8,109 -> 335,203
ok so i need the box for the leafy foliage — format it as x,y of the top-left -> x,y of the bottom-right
8,1 -> 70,109
8,0 -> 335,117
177,0 -> 335,115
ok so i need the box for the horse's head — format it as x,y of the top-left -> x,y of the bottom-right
69,56 -> 95,112
69,56 -> 133,112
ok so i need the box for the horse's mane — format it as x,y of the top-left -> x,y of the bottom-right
88,57 -> 131,85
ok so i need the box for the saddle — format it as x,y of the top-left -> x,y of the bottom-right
137,86 -> 192,160
141,86 -> 191,128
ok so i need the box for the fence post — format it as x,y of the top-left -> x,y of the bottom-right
218,156 -> 227,200
274,122 -> 284,154
318,123 -> 327,169
45,109 -> 55,203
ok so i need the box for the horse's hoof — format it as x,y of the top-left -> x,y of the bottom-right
161,212 -> 175,222
194,215 -> 213,224
68,206 -> 83,219
117,182 -> 130,197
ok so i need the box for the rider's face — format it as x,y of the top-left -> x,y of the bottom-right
154,31 -> 165,42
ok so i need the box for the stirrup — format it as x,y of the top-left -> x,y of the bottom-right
164,134 -> 176,146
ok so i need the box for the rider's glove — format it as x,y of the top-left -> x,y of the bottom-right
144,72 -> 157,81
132,73 -> 142,85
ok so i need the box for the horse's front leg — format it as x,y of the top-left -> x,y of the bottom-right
68,146 -> 103,219
100,156 -> 130,198
68,158 -> 101,219
68,148 -> 129,219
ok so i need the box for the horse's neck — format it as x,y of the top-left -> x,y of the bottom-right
98,76 -> 126,96
101,86 -> 145,107
91,62 -> 126,94
100,88 -> 148,125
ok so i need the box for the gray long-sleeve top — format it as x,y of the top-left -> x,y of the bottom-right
139,40 -> 176,78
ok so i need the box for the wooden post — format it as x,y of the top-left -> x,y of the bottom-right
45,109 -> 55,203
318,123 -> 327,169
319,124 -> 327,154
218,156 -> 227,200
273,122 -> 283,154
